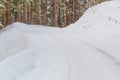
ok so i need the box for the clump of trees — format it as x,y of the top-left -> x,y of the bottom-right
0,0 -> 107,28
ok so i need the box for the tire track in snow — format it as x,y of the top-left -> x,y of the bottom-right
54,31 -> 120,66
81,41 -> 120,66
53,33 -> 82,80
53,32 -> 120,80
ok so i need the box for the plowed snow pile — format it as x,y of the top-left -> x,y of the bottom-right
0,0 -> 120,80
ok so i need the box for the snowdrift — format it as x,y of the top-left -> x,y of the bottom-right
0,0 -> 120,80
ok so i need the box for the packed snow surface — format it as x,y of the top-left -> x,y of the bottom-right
0,0 -> 120,80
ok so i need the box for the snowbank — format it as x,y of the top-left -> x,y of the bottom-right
72,0 -> 120,32
0,0 -> 120,80
0,24 -> 30,61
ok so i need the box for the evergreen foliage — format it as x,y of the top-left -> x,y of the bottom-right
0,0 -> 107,28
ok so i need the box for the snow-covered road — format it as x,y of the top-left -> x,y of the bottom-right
0,0 -> 120,80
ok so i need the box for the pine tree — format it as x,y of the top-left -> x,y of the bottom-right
38,0 -> 41,23
24,0 -> 27,23
54,0 -> 58,26
63,0 -> 67,27
72,0 -> 76,22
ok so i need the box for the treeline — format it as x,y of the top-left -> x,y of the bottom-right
0,0 -> 107,28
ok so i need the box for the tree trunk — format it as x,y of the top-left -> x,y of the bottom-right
64,0 -> 67,27
3,9 -> 7,26
24,1 -> 27,23
38,0 -> 42,24
54,0 -> 58,26
3,0 -> 7,26
44,0 -> 48,25
50,0 -> 55,26
72,0 -> 76,22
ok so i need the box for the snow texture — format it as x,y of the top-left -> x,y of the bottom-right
0,0 -> 120,80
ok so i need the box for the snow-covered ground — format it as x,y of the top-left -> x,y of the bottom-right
0,0 -> 120,80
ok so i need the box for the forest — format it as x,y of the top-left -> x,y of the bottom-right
0,0 -> 107,28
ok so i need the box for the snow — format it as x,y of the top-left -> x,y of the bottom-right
0,0 -> 120,80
